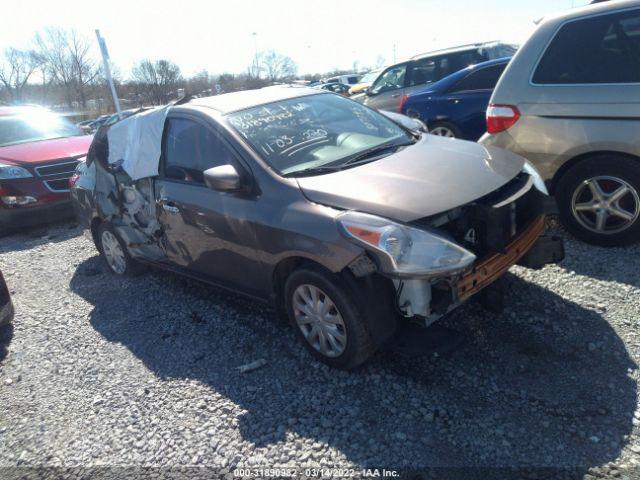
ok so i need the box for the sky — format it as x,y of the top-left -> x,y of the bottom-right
1,0 -> 593,78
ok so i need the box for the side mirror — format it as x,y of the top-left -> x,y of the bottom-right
203,164 -> 242,192
364,87 -> 372,96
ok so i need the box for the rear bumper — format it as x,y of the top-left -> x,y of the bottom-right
0,200 -> 75,230
456,215 -> 563,301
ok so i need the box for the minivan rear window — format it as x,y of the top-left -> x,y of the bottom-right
532,8 -> 640,84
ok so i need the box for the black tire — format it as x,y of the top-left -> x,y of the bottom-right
97,222 -> 145,275
555,154 -> 640,246
429,121 -> 461,139
283,266 -> 376,369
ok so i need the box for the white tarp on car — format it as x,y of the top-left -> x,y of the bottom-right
107,106 -> 169,180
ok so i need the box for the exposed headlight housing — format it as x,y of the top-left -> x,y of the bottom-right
337,211 -> 476,278
0,163 -> 33,180
522,160 -> 548,195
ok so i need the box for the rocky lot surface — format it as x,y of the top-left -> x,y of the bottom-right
0,221 -> 639,479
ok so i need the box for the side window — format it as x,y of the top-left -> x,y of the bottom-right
449,64 -> 507,92
533,9 -> 640,84
370,64 -> 407,94
163,117 -> 234,183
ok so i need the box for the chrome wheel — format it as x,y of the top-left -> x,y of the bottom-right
571,176 -> 640,235
292,284 -> 347,358
430,126 -> 455,138
101,230 -> 127,274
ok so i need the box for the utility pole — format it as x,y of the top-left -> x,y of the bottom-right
252,32 -> 259,79
95,30 -> 121,114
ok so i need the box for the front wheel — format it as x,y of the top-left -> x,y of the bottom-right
429,121 -> 460,138
555,155 -> 640,246
283,267 -> 376,369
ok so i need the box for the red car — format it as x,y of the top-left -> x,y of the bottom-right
0,106 -> 92,231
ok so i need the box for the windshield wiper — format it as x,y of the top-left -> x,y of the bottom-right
340,141 -> 414,167
282,165 -> 345,178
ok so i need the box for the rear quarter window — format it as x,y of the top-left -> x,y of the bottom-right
532,8 -> 640,84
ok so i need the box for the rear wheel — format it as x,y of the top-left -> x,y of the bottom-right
284,267 -> 375,369
555,155 -> 640,246
429,121 -> 459,138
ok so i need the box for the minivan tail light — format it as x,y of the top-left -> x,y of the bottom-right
398,94 -> 408,113
486,104 -> 520,134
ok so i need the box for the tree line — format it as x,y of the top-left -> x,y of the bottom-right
0,27 -> 329,115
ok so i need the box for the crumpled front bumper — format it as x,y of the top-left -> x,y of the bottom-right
456,215 -> 564,302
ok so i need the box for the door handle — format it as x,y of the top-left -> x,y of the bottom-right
391,93 -> 401,98
447,97 -> 462,103
161,202 -> 180,214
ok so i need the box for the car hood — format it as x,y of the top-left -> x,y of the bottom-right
0,135 -> 92,165
296,135 -> 525,222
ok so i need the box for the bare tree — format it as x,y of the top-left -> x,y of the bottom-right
131,59 -> 182,105
0,48 -> 41,103
35,28 -> 99,108
258,51 -> 297,82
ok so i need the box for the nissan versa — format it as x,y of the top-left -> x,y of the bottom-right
71,86 -> 563,369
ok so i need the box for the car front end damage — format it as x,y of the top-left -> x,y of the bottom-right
341,167 -> 564,326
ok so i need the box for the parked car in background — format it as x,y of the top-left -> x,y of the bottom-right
354,41 -> 517,112
325,74 -> 360,86
401,57 -> 510,140
71,86 -> 562,369
0,269 -> 13,327
348,68 -> 384,95
481,0 -> 640,246
315,82 -> 351,96
0,106 -> 92,232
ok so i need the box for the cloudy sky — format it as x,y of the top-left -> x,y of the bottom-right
2,0 -> 592,77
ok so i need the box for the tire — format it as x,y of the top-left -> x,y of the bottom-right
429,121 -> 460,139
283,266 -> 376,369
97,222 -> 145,275
555,154 -> 640,246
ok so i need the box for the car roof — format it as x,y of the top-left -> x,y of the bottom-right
188,85 -> 323,114
538,0 -> 640,26
410,41 -> 509,60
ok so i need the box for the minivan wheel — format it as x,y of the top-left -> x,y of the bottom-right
556,155 -> 640,246
283,267 -> 375,369
97,223 -> 144,275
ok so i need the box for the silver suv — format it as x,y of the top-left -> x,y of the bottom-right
353,41 -> 517,113
481,0 -> 640,246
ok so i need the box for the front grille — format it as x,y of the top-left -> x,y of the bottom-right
34,159 -> 80,178
44,179 -> 71,192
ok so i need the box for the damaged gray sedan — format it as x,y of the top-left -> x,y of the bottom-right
71,86 -> 563,369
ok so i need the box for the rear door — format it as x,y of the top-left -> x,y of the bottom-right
444,62 -> 508,140
154,113 -> 265,296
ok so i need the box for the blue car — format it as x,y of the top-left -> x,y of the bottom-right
401,57 -> 511,141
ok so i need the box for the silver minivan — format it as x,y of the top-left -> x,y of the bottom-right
353,42 -> 517,112
481,0 -> 640,246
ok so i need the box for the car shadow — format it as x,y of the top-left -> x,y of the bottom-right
559,237 -> 640,288
70,256 -> 637,477
0,322 -> 13,364
0,221 -> 81,254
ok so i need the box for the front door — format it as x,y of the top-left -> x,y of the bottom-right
155,114 -> 265,297
363,63 -> 408,112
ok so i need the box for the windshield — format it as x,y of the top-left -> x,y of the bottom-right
0,111 -> 82,147
360,70 -> 381,83
226,93 -> 410,176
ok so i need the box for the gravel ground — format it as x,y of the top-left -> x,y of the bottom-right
0,221 -> 639,479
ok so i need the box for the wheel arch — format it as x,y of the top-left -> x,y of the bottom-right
549,150 -> 640,194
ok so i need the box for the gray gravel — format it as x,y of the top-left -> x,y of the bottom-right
0,221 -> 639,479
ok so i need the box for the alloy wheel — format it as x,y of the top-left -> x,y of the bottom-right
571,175 -> 640,235
292,284 -> 347,358
430,126 -> 455,138
101,230 -> 127,274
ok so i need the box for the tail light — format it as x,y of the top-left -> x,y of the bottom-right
486,104 -> 520,134
398,94 -> 408,113
68,173 -> 80,188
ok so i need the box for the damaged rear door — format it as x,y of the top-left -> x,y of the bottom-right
154,113 -> 266,297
